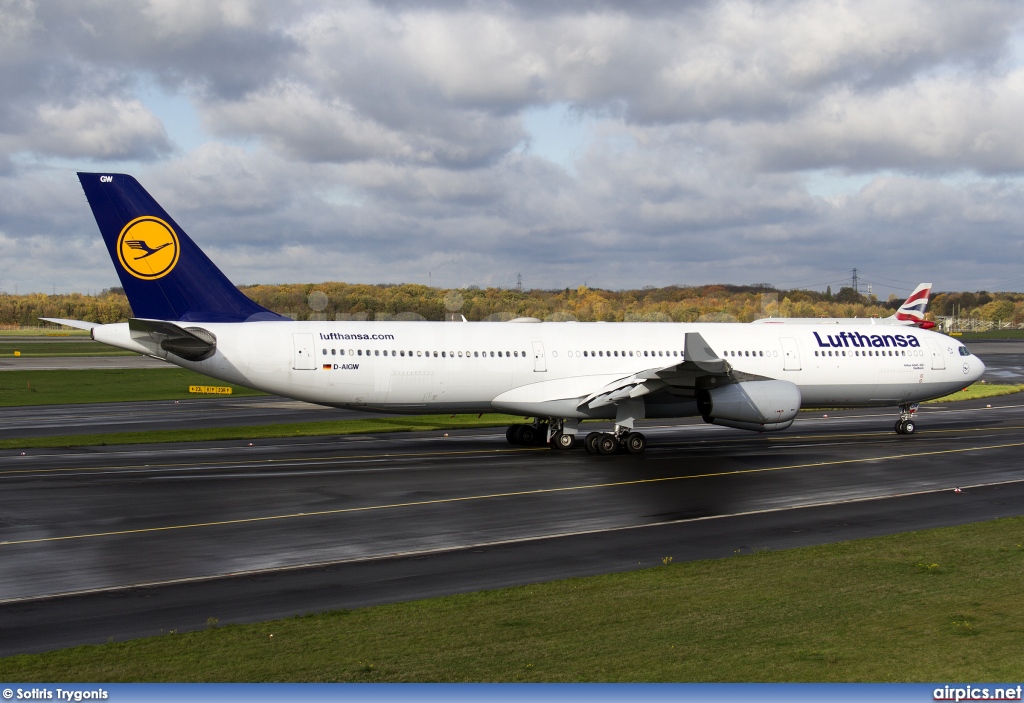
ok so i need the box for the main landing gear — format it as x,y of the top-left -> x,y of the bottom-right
894,403 -> 918,435
583,428 -> 647,455
505,419 -> 648,453
505,420 -> 577,450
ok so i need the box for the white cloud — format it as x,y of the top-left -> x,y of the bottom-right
23,98 -> 171,160
2,0 -> 1024,296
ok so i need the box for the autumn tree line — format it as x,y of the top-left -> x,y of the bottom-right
2,283 -> 1022,328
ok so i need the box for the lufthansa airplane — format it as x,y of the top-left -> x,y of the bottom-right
753,283 -> 935,328
44,173 -> 985,454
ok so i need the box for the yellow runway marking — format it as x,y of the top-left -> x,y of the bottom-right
4,439 -> 1024,548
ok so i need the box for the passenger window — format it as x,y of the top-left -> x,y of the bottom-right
375,350 -> 380,356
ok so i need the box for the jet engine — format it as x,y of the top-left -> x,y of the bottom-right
697,380 -> 801,432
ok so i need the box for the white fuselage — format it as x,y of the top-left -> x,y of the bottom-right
93,320 -> 985,420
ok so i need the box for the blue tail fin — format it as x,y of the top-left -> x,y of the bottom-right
78,172 -> 287,323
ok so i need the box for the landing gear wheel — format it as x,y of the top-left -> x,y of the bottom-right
895,419 -> 916,435
515,424 -> 538,445
624,432 -> 647,454
597,433 -> 619,455
585,432 -> 602,454
551,432 -> 575,450
506,425 -> 522,444
894,420 -> 904,435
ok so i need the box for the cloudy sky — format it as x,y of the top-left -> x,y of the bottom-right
2,0 -> 1024,297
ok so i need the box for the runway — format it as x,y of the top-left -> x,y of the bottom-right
967,340 -> 1024,384
0,355 -> 168,371
0,396 -> 380,440
3,395 -> 1024,656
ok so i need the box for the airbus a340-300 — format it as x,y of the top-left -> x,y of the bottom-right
45,174 -> 985,454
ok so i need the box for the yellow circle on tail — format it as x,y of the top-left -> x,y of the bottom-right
116,216 -> 180,280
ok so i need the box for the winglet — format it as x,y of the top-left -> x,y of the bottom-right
683,332 -> 729,373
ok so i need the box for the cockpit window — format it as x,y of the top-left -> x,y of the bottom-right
958,346 -> 971,357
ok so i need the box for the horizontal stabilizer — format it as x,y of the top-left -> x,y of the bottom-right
39,318 -> 98,331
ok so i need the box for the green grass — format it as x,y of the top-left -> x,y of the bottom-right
0,340 -> 137,356
0,414 -> 525,450
0,327 -> 90,337
923,383 -> 1024,403
0,369 -> 267,406
1,517 -> 1022,682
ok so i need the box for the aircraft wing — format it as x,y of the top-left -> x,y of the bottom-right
576,331 -> 761,412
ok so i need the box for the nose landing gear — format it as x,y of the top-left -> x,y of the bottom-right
895,404 -> 918,435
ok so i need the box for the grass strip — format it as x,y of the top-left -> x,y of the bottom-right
1,517 -> 1022,682
0,328 -> 90,337
0,414 -> 524,450
923,383 -> 1024,403
0,340 -> 137,356
0,368 -> 267,406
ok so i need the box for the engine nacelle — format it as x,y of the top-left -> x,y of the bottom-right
697,380 -> 801,433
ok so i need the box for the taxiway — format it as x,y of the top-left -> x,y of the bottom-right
2,396 -> 1024,655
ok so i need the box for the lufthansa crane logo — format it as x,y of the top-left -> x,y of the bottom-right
116,216 -> 180,280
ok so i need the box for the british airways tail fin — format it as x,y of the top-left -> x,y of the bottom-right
78,173 -> 287,323
893,282 -> 934,329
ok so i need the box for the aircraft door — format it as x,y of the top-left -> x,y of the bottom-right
926,338 -> 946,370
780,337 -> 801,371
292,333 -> 316,370
532,341 -> 547,372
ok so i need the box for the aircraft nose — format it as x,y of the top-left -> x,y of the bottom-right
972,355 -> 986,381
